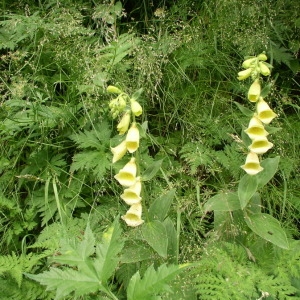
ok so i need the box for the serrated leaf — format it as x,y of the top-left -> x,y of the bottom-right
234,101 -> 253,117
127,263 -> 190,300
141,159 -> 163,181
148,189 -> 175,221
142,220 -> 168,258
204,192 -> 241,212
93,218 -> 124,282
25,268 -> 101,300
244,213 -> 289,249
256,156 -> 280,188
238,174 -> 258,209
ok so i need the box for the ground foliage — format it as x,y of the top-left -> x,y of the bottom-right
0,0 -> 300,299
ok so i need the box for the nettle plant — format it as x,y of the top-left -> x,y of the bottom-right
204,53 -> 290,250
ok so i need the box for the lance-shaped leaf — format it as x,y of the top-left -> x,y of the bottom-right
142,159 -> 164,181
238,174 -> 258,209
256,156 -> 280,188
127,263 -> 190,300
244,213 -> 289,249
204,192 -> 241,212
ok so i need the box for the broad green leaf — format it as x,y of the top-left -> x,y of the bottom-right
256,156 -> 280,188
247,192 -> 261,214
244,213 -> 289,249
120,240 -> 154,263
131,88 -> 144,100
141,159 -> 164,181
234,101 -> 253,117
142,220 -> 168,258
260,83 -> 272,98
163,217 -> 178,263
127,263 -> 190,300
238,174 -> 258,209
204,192 -> 241,212
148,189 -> 176,221
93,218 -> 124,282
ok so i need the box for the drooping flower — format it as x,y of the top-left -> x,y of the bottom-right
107,85 -> 123,94
114,157 -> 137,187
130,99 -> 143,116
256,98 -> 277,124
117,111 -> 131,135
126,122 -> 140,153
242,57 -> 256,69
241,152 -> 264,175
257,53 -> 267,61
244,115 -> 269,140
258,62 -> 271,76
237,68 -> 252,81
121,177 -> 142,205
247,79 -> 261,102
121,203 -> 144,227
248,137 -> 273,154
111,140 -> 127,163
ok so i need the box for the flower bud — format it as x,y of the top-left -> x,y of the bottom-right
258,62 -> 271,76
244,116 -> 269,140
248,79 -> 261,102
241,152 -> 264,175
237,68 -> 252,81
117,111 -> 131,135
257,53 -> 268,61
130,99 -> 143,116
242,57 -> 256,69
117,95 -> 127,111
114,157 -> 137,187
256,98 -> 277,124
121,177 -> 142,205
126,122 -> 140,153
111,140 -> 127,163
107,85 -> 123,94
248,137 -> 273,154
121,203 -> 144,227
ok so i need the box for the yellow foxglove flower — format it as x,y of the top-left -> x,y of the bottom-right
114,157 -> 137,187
126,122 -> 140,153
248,79 -> 261,102
117,111 -> 131,135
121,203 -> 144,227
241,152 -> 264,175
258,62 -> 271,76
257,53 -> 267,61
242,57 -> 256,68
107,85 -> 122,94
248,137 -> 273,154
244,115 -> 269,140
111,140 -> 127,163
121,177 -> 142,205
237,68 -> 252,81
130,99 -> 143,116
256,98 -> 277,124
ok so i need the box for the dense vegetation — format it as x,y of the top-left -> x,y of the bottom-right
0,0 -> 299,299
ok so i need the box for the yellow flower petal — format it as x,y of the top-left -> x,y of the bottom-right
130,99 -> 143,116
241,152 -> 264,175
248,79 -> 261,102
126,122 -> 140,153
121,177 -> 142,205
114,157 -> 137,187
237,68 -> 252,81
117,111 -> 131,135
111,140 -> 127,163
244,116 -> 269,140
248,137 -> 273,154
256,98 -> 277,124
121,203 -> 144,227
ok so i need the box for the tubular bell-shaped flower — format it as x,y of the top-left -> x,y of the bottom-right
237,68 -> 252,81
248,79 -> 261,102
111,140 -> 127,163
117,111 -> 131,135
244,115 -> 269,140
126,122 -> 140,153
121,203 -> 144,227
130,99 -> 143,116
256,98 -> 277,124
248,137 -> 273,154
120,177 -> 142,205
241,152 -> 264,175
114,157 -> 137,187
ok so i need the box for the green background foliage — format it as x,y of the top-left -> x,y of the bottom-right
0,0 -> 299,298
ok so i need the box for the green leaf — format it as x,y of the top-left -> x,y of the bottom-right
131,88 -> 144,101
233,102 -> 253,117
247,192 -> 261,214
244,213 -> 289,249
142,220 -> 168,258
204,192 -> 241,212
127,263 -> 190,300
238,174 -> 258,209
93,218 -> 124,282
260,83 -> 273,98
120,240 -> 154,263
141,159 -> 164,181
148,189 -> 176,221
256,156 -> 280,188
163,218 -> 178,263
